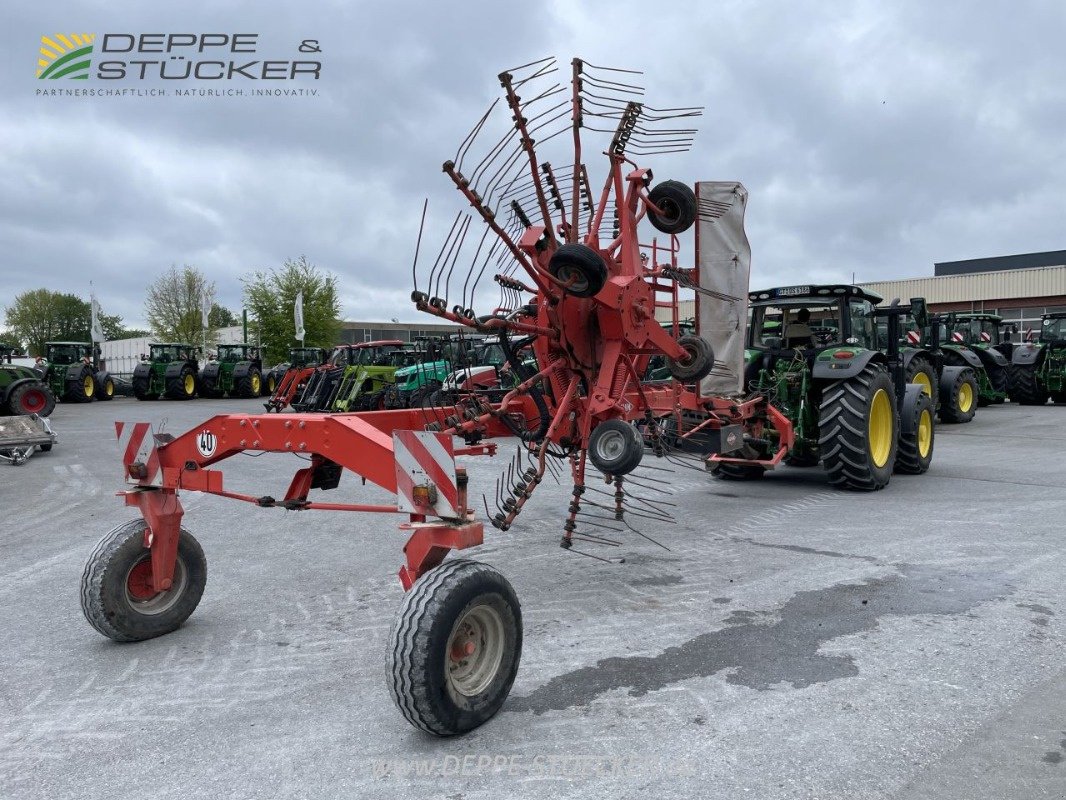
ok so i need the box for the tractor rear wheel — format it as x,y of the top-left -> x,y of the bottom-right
548,243 -> 608,298
410,381 -> 442,409
95,375 -> 115,401
1008,364 -> 1048,405
8,382 -> 56,417
895,391 -> 935,474
819,363 -> 897,490
939,369 -> 978,423
264,373 -> 278,396
236,369 -> 262,399
132,377 -> 157,401
647,180 -> 698,235
988,363 -> 1008,404
905,356 -> 936,399
81,519 -> 207,643
166,367 -> 197,400
67,367 -> 96,403
388,559 -> 521,736
588,419 -> 644,475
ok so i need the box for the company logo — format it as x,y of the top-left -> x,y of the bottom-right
37,33 -> 96,80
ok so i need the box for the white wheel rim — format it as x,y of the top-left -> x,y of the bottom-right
594,428 -> 627,464
446,602 -> 505,698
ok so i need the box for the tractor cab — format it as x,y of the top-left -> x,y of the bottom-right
149,343 -> 196,363
46,342 -> 91,366
216,344 -> 259,363
43,342 -> 113,403
352,340 -> 406,367
1038,313 -> 1066,343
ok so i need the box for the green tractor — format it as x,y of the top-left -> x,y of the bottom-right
385,335 -> 485,409
939,313 -> 1009,406
199,344 -> 264,399
882,311 -> 980,424
131,343 -> 200,401
41,342 -> 115,403
1009,312 -> 1066,405
332,341 -> 416,412
0,344 -> 57,416
727,285 -> 935,490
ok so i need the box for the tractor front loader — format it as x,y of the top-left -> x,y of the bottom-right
263,347 -> 328,412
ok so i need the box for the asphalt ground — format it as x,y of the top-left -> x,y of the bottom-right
1,396 -> 1065,800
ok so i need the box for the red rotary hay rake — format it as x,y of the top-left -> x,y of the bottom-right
80,57 -> 792,735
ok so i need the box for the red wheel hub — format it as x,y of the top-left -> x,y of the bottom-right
126,560 -> 158,600
20,389 -> 46,413
450,638 -> 477,661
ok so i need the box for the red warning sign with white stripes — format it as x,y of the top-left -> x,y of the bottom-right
115,421 -> 162,486
951,331 -> 964,343
392,430 -> 459,518
906,329 -> 922,346
979,331 -> 992,342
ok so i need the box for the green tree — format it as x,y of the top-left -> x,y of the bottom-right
145,265 -> 218,345
209,304 -> 239,328
3,289 -> 119,355
242,256 -> 341,364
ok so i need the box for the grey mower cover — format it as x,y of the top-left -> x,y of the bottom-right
696,181 -> 751,397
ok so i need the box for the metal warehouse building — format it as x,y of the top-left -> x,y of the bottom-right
661,250 -> 1066,340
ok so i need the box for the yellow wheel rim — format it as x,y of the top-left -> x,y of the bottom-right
106,380 -> 114,396
251,373 -> 261,394
184,374 -> 195,395
958,382 -> 974,412
868,388 -> 893,468
83,375 -> 95,396
913,371 -> 932,397
918,408 -> 933,458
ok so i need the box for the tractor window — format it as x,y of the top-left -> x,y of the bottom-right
847,300 -> 877,349
216,346 -> 247,362
750,303 -> 841,349
46,344 -> 83,365
1040,317 -> 1066,342
479,344 -> 508,367
150,345 -> 184,362
330,349 -> 350,367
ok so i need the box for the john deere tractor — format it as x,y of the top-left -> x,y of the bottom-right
885,311 -> 981,424
199,344 -> 264,399
42,342 -> 114,403
1009,312 -> 1066,405
0,344 -> 56,416
332,341 -> 416,412
131,343 -> 200,401
940,313 -> 1009,406
726,285 -> 935,490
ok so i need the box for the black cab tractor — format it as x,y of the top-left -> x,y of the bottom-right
199,344 -> 264,399
1010,312 -> 1066,405
0,343 -> 57,416
41,342 -> 114,403
727,285 -> 935,490
939,313 -> 1009,405
132,343 -> 201,401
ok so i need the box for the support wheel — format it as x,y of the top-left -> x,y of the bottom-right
548,243 -> 607,298
388,559 -> 522,736
8,382 -> 56,417
588,419 -> 644,476
646,180 -> 698,235
668,335 -> 715,382
819,363 -> 897,490
81,519 -> 207,642
895,391 -> 935,474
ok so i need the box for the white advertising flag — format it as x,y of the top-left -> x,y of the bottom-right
90,293 -> 105,343
201,291 -> 211,329
294,291 -> 305,341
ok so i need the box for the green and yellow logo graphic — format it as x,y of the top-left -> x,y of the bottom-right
37,34 -> 95,80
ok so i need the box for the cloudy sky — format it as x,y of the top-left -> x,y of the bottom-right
3,0 -> 1065,329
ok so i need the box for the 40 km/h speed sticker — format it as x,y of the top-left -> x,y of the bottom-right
196,430 -> 217,458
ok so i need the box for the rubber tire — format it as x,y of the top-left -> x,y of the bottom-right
904,356 -> 936,399
588,419 -> 644,476
8,382 -> 56,417
410,381 -> 442,409
987,363 -> 1008,404
382,384 -> 404,410
264,373 -> 278,397
236,369 -> 262,399
710,462 -> 765,480
388,559 -> 522,736
1008,363 -> 1048,406
548,244 -> 608,298
67,366 -> 95,403
895,391 -> 935,475
95,376 -> 115,402
80,519 -> 207,643
784,451 -> 820,468
132,377 -> 158,401
939,369 -> 979,423
647,180 -> 698,235
166,366 -> 197,400
668,335 -> 715,382
819,363 -> 897,491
